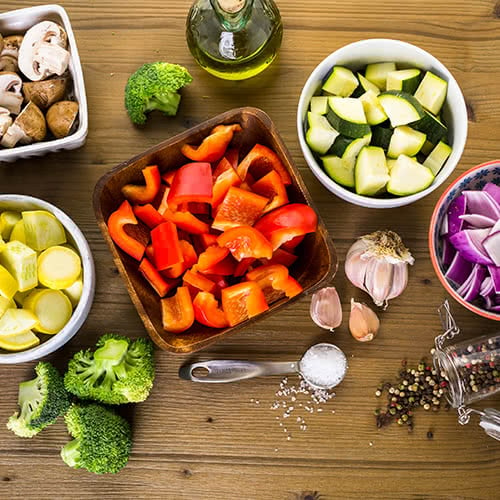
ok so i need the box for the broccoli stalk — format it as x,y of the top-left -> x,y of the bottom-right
125,62 -> 193,124
61,403 -> 132,474
64,334 -> 155,405
7,362 -> 70,438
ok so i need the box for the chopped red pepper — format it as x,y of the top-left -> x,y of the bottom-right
167,162 -> 213,210
237,144 -> 292,186
281,235 -> 304,252
133,203 -> 165,229
183,269 -> 217,295
212,186 -> 268,231
233,257 -> 255,277
216,226 -> 273,261
212,158 -> 242,210
197,245 -> 230,272
161,170 -> 176,185
203,273 -> 229,298
246,264 -> 303,303
151,221 -> 183,271
156,185 -> 171,215
251,170 -> 289,214
161,286 -> 194,333
193,291 -> 229,328
161,240 -> 197,278
254,203 -> 318,250
139,257 -> 177,297
262,248 -> 298,267
181,124 -> 242,163
107,200 -> 147,261
145,243 -> 155,261
221,281 -> 269,327
162,208 -> 210,234
202,254 -> 236,275
225,148 -> 240,169
198,233 -> 218,250
186,202 -> 210,215
122,165 -> 162,204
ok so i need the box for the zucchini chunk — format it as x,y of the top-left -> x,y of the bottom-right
322,66 -> 359,97
386,68 -> 421,94
365,62 -> 396,90
355,146 -> 390,195
414,71 -> 448,115
410,110 -> 448,145
387,155 -> 434,196
387,126 -> 426,158
359,90 -> 388,125
422,141 -> 452,175
378,91 -> 425,127
326,97 -> 370,138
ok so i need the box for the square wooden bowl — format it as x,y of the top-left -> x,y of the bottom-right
93,107 -> 337,354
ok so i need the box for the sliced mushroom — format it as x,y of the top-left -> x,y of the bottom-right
23,77 -> 68,109
0,35 -> 3,55
0,55 -> 18,73
18,22 -> 70,81
0,106 -> 12,139
1,101 -> 46,148
1,35 -> 23,59
46,100 -> 78,138
0,72 -> 23,115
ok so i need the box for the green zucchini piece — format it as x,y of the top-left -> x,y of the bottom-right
326,97 -> 370,138
0,241 -> 37,292
423,141 -> 452,175
322,66 -> 359,97
359,90 -> 388,125
420,140 -> 435,156
414,71 -> 448,115
410,110 -> 448,145
386,158 -> 398,173
357,73 -> 381,95
387,155 -> 435,196
378,91 -> 425,127
328,135 -> 355,157
387,126 -> 426,158
306,113 -> 339,154
371,126 -> 393,150
386,69 -> 421,94
310,96 -> 329,115
355,146 -> 390,196
365,62 -> 396,90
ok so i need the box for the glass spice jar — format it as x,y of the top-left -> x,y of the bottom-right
433,301 -> 500,441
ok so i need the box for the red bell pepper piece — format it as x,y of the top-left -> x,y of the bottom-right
139,257 -> 177,297
181,124 -> 242,163
221,281 -> 269,327
162,208 -> 210,235
197,245 -> 230,272
198,233 -> 218,250
212,158 -> 242,210
161,240 -> 197,278
216,226 -> 273,261
225,148 -> 240,169
151,221 -> 183,271
247,264 -> 303,303
212,186 -> 268,232
262,248 -> 298,267
203,273 -> 229,298
251,170 -> 289,214
237,144 -> 292,186
167,162 -> 213,210
254,203 -> 318,251
281,235 -> 304,252
145,243 -> 155,261
202,254 -> 236,276
233,257 -> 255,277
183,269 -> 217,295
133,203 -> 165,229
193,291 -> 229,328
161,170 -> 176,186
161,286 -> 194,333
107,200 -> 147,261
121,165 -> 162,204
186,202 -> 210,215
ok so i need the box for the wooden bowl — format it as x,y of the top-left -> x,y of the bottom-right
93,107 -> 337,353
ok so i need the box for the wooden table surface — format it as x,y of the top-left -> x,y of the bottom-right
1,1 -> 500,498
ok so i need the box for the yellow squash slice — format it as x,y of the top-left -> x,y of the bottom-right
0,264 -> 18,300
0,211 -> 21,240
37,245 -> 81,290
22,210 -> 67,251
0,330 -> 40,351
24,289 -> 73,334
0,308 -> 39,336
0,241 -> 37,292
9,220 -> 26,243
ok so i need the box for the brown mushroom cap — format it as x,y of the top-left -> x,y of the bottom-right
0,55 -> 18,73
23,78 -> 68,109
0,35 -> 4,55
46,100 -> 78,139
17,101 -> 47,142
1,35 -> 23,59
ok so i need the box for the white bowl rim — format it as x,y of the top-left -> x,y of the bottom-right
297,38 -> 468,209
0,195 -> 95,363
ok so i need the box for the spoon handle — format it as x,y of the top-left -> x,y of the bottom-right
179,360 -> 298,383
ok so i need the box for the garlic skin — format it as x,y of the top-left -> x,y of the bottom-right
345,230 -> 414,309
349,298 -> 380,342
310,286 -> 342,331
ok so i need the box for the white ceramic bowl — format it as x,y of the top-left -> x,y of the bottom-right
0,5 -> 88,163
297,39 -> 468,209
0,195 -> 95,363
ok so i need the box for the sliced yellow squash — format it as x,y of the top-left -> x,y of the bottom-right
0,264 -> 18,300
0,211 -> 21,240
9,220 -> 25,243
24,289 -> 73,334
0,308 -> 38,336
0,241 -> 37,292
37,245 -> 81,290
63,276 -> 83,307
22,210 -> 67,251
0,330 -> 40,351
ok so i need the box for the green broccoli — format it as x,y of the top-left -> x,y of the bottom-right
125,62 -> 193,124
7,362 -> 70,438
61,403 -> 132,474
64,333 -> 155,405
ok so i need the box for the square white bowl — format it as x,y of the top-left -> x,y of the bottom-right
297,39 -> 468,209
0,4 -> 88,163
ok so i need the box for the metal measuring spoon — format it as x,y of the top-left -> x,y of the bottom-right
178,342 -> 348,390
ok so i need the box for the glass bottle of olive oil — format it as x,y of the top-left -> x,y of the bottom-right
186,0 -> 283,80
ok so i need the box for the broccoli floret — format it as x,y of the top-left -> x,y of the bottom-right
7,362 -> 70,438
61,403 -> 132,474
125,62 -> 193,124
64,334 -> 155,405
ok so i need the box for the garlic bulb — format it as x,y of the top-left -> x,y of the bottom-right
349,299 -> 380,342
345,230 -> 414,309
310,286 -> 342,331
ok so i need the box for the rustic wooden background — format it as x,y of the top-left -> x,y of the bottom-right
1,1 -> 499,498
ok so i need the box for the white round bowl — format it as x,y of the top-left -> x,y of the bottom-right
0,195 -> 95,363
297,39 -> 468,209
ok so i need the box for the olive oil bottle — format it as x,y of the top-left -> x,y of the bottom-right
186,0 -> 283,80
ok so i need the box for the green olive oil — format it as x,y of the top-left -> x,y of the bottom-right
186,0 -> 283,80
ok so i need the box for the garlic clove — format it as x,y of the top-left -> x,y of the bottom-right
345,248 -> 369,293
310,286 -> 342,331
386,261 -> 409,301
349,298 -> 380,342
364,258 -> 394,308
